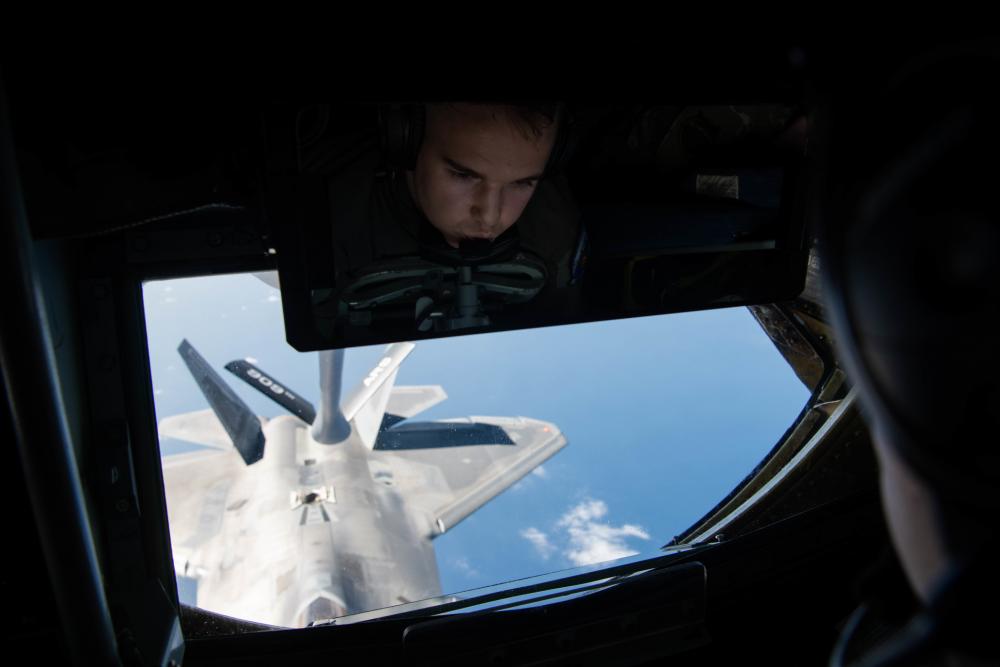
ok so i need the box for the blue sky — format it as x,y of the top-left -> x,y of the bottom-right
144,272 -> 809,609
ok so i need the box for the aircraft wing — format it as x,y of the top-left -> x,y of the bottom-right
160,447 -> 246,576
369,416 -> 567,537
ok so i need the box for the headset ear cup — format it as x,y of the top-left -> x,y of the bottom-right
405,104 -> 425,171
544,110 -> 574,177
379,104 -> 425,171
378,105 -> 401,170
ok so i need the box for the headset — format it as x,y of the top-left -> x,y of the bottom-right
815,43 -> 1000,666
377,102 -> 574,177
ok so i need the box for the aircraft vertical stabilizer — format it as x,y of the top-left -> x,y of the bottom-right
225,358 -> 317,424
178,339 -> 265,465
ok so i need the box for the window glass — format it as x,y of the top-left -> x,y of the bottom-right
144,272 -> 810,627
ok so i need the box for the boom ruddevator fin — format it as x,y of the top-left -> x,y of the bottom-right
178,339 -> 265,465
340,342 -> 415,450
225,358 -> 317,424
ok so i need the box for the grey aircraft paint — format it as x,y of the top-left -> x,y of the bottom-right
159,341 -> 567,627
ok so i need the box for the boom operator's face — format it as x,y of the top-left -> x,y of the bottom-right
407,103 -> 558,248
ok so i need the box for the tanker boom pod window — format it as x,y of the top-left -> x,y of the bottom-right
143,271 -> 812,629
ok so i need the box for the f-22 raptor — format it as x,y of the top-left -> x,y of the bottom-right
158,340 -> 567,628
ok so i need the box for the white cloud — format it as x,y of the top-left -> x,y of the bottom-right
520,527 -> 556,560
451,556 -> 479,578
163,286 -> 173,293
509,475 -> 531,493
556,499 -> 650,567
511,465 -> 548,493
163,297 -> 177,304
154,389 -> 164,396
245,357 -> 259,364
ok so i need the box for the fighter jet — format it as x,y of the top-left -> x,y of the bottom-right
157,340 -> 567,628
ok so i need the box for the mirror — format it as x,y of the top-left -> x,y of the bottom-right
267,103 -> 810,351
